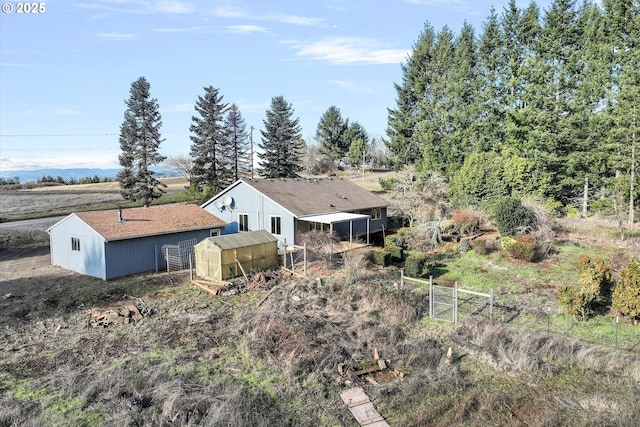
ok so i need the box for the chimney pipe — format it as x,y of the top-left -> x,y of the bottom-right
117,208 -> 123,222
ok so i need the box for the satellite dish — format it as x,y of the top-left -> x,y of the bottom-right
223,196 -> 234,208
214,201 -> 224,210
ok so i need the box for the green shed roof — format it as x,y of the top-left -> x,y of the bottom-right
198,230 -> 278,251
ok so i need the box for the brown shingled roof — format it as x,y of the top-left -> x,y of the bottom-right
243,178 -> 387,217
74,204 -> 226,241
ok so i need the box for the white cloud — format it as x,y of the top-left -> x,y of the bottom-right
285,37 -> 409,65
162,103 -> 193,113
267,14 -> 323,26
0,152 -> 120,171
210,6 -> 247,18
153,26 -> 206,33
98,32 -> 137,41
209,6 -> 321,26
327,80 -> 374,94
224,25 -> 268,34
56,108 -> 81,115
75,0 -> 194,15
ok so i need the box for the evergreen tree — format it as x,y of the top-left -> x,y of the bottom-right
117,76 -> 166,207
386,22 -> 437,170
344,120 -> 369,161
416,26 -> 457,175
449,22 -> 481,158
224,103 -> 250,182
606,0 -> 640,223
258,96 -> 304,178
189,86 -> 230,194
478,7 -> 507,151
315,106 -> 348,161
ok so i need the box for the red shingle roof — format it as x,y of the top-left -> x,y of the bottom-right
74,204 -> 226,241
242,178 -> 387,216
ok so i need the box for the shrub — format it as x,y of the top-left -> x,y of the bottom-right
493,197 -> 530,237
471,239 -> 492,255
404,253 -> 431,278
504,235 -> 535,262
385,244 -> 404,263
385,227 -> 412,249
378,177 -> 396,191
457,240 -> 472,254
451,209 -> 481,235
558,255 -> 612,321
612,258 -> 640,321
370,249 -> 391,267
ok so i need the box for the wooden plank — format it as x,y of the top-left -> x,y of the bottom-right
339,387 -> 390,427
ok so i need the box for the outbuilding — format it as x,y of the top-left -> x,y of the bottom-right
48,204 -> 226,280
194,229 -> 279,281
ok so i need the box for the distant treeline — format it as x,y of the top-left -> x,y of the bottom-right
0,175 -> 115,186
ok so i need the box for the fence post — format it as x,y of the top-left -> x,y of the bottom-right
283,239 -> 287,270
303,242 -> 307,276
489,288 -> 494,322
454,281 -> 459,324
429,276 -> 433,319
400,268 -> 404,287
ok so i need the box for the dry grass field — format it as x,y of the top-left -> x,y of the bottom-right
0,177 -> 189,221
1,176 -> 639,426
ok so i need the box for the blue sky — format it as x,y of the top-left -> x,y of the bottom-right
0,0 -> 553,172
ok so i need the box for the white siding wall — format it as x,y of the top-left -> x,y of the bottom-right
49,215 -> 106,279
203,182 -> 296,245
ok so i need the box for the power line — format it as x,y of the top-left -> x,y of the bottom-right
0,133 -> 117,137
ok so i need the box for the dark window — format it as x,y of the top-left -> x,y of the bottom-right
71,237 -> 80,251
270,216 -> 282,235
239,214 -> 249,232
371,207 -> 381,220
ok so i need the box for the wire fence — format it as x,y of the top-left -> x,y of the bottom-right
493,305 -> 640,354
402,273 -> 640,354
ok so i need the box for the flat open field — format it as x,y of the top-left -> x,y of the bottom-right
0,178 -> 189,221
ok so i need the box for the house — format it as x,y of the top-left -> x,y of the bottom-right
194,229 -> 279,281
201,178 -> 388,246
48,204 -> 226,280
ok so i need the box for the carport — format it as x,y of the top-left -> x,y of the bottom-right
299,212 -> 370,249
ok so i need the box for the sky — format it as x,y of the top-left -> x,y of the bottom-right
0,0 -> 554,173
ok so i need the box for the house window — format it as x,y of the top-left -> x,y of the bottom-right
270,216 -> 282,235
239,213 -> 249,232
371,207 -> 381,220
71,237 -> 80,251
210,229 -> 220,237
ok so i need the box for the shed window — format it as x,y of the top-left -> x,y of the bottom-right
71,237 -> 80,251
371,207 -> 381,220
270,216 -> 282,235
239,213 -> 249,232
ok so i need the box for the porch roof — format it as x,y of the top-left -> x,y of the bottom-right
298,212 -> 369,224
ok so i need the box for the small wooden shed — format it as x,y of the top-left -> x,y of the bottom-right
194,230 -> 279,281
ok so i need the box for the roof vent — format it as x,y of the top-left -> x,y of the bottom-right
117,207 -> 125,222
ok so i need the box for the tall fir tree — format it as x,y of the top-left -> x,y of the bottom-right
386,22 -> 436,170
258,96 -> 304,178
315,106 -> 348,161
416,26 -> 456,175
224,103 -> 250,182
189,86 -> 230,194
117,76 -> 166,207
478,7 -> 507,151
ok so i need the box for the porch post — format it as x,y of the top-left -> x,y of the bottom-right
367,217 -> 370,245
349,220 -> 353,249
